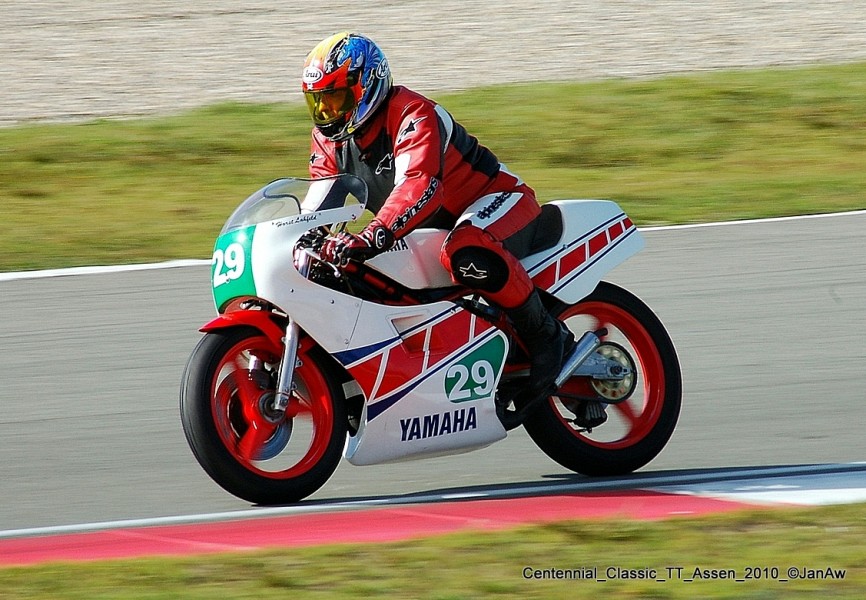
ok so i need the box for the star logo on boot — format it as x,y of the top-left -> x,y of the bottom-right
458,262 -> 488,280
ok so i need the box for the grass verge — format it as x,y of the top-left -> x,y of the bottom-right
0,503 -> 864,598
1,62 -> 865,271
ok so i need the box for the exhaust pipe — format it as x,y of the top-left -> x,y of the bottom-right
555,328 -> 607,388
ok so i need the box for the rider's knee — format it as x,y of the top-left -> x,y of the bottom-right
447,245 -> 510,293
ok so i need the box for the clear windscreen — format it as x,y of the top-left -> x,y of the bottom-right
220,174 -> 367,234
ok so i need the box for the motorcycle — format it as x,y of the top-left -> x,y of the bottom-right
180,174 -> 681,504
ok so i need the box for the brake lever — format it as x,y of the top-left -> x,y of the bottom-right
303,246 -> 342,278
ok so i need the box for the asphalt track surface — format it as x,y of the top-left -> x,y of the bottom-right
2,211 -> 865,538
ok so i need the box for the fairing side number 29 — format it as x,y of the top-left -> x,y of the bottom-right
213,243 -> 246,287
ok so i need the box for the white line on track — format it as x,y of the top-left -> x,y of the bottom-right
640,209 -> 866,231
2,210 -> 865,283
0,259 -> 209,282
1,462 -> 864,540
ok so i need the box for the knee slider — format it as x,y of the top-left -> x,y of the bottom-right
449,246 -> 509,293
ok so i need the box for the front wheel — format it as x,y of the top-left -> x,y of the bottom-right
180,326 -> 348,504
523,282 -> 682,476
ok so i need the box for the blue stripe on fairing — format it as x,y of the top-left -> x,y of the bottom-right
332,306 -> 459,367
332,337 -> 396,366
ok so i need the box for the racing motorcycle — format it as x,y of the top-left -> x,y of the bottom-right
180,174 -> 681,504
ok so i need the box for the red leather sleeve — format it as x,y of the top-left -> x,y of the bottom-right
308,131 -> 339,179
373,100 -> 446,238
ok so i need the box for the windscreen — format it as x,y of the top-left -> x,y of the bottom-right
220,175 -> 367,234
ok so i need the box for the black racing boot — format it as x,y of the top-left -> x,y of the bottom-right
507,290 -> 575,399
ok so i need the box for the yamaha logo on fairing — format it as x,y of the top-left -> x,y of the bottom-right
400,406 -> 478,442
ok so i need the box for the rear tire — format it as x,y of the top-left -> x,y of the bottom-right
523,282 -> 681,475
180,326 -> 347,504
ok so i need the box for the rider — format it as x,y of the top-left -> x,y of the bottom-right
301,31 -> 573,399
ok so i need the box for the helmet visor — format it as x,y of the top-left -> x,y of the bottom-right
304,88 -> 356,126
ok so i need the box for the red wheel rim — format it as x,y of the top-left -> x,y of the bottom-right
553,301 -> 666,449
210,335 -> 335,479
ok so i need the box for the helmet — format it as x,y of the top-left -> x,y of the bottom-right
302,32 -> 393,141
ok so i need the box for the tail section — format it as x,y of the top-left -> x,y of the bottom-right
523,200 -> 643,304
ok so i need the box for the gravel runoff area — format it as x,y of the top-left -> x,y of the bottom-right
2,1 -> 866,126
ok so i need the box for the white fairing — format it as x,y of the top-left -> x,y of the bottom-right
343,328 -> 510,465
365,229 -> 454,289
219,177 -> 642,467
345,395 -> 507,466
249,206 -> 368,353
334,297 -> 511,464
523,200 -> 644,303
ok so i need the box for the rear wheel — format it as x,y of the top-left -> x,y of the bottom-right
523,282 -> 681,475
180,326 -> 347,504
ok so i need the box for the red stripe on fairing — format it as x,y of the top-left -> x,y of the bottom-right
473,314 -> 494,335
347,309 -> 483,403
531,215 -> 634,292
532,263 -> 557,289
0,491 -> 765,565
439,309 -> 473,351
589,231 -> 608,256
346,352 -> 384,396
376,345 -> 422,401
559,243 -> 587,277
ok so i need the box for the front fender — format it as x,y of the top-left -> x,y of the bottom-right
200,310 -> 286,350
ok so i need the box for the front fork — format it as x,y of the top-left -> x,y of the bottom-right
272,318 -> 301,414
270,250 -> 312,416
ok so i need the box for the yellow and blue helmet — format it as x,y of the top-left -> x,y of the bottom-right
302,32 -> 393,141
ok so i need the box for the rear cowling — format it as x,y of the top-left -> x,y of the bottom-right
523,200 -> 643,304
363,200 -> 643,304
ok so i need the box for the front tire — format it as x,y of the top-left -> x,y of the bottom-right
180,326 -> 348,504
523,282 -> 681,476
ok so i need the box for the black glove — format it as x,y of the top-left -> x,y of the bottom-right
296,227 -> 327,252
320,223 -> 394,266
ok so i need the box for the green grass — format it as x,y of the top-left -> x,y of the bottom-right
1,504 -> 864,598
1,61 -> 865,271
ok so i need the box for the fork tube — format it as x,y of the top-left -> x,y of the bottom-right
273,318 -> 300,412
272,248 -> 311,413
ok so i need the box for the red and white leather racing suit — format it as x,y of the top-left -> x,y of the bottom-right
308,86 -> 540,309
